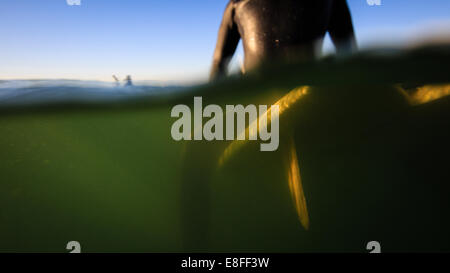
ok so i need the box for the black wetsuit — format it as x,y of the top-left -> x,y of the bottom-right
211,0 -> 357,79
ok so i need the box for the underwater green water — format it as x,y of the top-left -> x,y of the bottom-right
1,46 -> 450,252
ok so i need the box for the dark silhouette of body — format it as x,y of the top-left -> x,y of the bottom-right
211,0 -> 357,79
124,75 -> 133,86
182,0 -> 357,250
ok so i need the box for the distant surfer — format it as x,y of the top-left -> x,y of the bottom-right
210,0 -> 357,80
124,75 -> 133,86
112,75 -> 120,86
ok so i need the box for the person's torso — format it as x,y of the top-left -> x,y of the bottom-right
232,0 -> 334,69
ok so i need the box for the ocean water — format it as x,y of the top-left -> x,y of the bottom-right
0,79 -> 184,107
0,46 -> 450,252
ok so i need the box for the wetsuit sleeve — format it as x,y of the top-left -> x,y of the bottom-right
328,0 -> 357,55
210,1 -> 241,81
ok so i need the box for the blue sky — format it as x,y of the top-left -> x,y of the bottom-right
0,0 -> 449,83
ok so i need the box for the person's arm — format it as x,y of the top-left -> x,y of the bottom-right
210,1 -> 241,81
328,0 -> 357,55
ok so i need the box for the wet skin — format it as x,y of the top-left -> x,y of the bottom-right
211,0 -> 357,80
